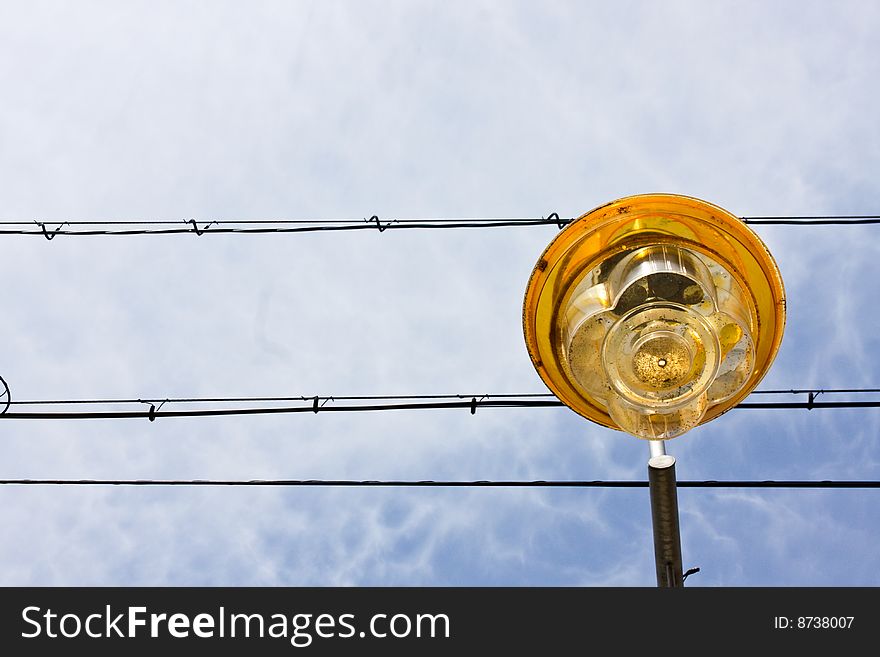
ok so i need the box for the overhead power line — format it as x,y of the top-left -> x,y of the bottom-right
740,216 -> 880,225
8,392 -> 556,406
2,389 -> 879,421
8,388 -> 876,406
750,388 -> 880,394
0,479 -> 877,488
2,214 -> 879,239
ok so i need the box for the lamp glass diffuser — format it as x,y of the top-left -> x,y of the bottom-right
523,194 -> 785,440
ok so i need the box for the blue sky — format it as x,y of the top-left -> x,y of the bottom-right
0,0 -> 878,586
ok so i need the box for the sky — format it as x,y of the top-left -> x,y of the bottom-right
0,0 -> 879,586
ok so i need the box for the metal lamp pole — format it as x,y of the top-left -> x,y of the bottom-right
648,440 -> 683,588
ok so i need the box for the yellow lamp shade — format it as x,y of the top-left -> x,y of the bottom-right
522,194 -> 786,440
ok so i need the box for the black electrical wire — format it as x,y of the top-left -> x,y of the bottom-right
750,388 -> 880,394
2,397 -> 880,420
2,214 -> 879,238
0,479 -> 877,488
7,388 -> 874,407
8,392 -> 556,406
2,218 -> 564,238
3,215 -> 880,227
1,399 -> 558,420
741,216 -> 880,225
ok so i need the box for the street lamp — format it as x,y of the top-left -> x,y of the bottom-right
523,194 -> 785,585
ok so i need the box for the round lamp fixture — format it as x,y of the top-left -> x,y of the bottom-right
523,194 -> 785,440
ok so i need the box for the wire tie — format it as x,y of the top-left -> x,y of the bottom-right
363,215 -> 398,232
544,212 -> 564,230
35,221 -> 67,240
187,219 -> 215,236
364,215 -> 386,232
145,399 -> 168,422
